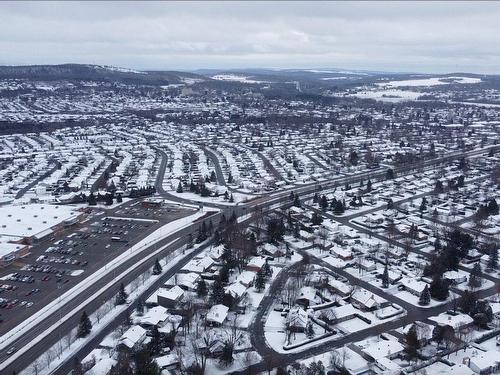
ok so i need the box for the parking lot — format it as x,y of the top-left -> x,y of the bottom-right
0,199 -> 194,332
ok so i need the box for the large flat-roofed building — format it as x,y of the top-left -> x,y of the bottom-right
0,242 -> 29,266
0,204 -> 83,244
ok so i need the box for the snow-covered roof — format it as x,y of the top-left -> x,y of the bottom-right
297,286 -> 316,302
361,339 -> 404,360
137,306 -> 169,326
182,256 -> 214,273
351,289 -> 383,309
236,271 -> 255,286
155,354 -> 179,369
429,312 -> 474,329
247,256 -> 266,270
0,242 -> 27,258
206,304 -> 229,324
469,350 -> 500,371
225,282 -> 247,299
119,325 -> 147,349
286,306 -> 308,328
0,204 -> 80,238
158,286 -> 184,302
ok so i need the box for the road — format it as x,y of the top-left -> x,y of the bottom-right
15,161 -> 60,200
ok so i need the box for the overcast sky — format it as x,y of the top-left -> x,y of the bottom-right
1,1 -> 500,74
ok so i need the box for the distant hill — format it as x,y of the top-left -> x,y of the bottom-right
0,64 -> 208,86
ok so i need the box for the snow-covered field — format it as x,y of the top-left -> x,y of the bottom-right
377,76 -> 482,88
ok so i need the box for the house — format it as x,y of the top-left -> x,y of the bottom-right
327,278 -> 353,297
206,304 -> 229,326
376,357 -> 401,373
158,315 -> 182,335
157,286 -> 184,308
350,289 -> 382,311
155,354 -> 179,371
225,282 -> 247,300
286,307 -> 308,332
118,325 -> 147,351
299,230 -> 315,242
404,279 -> 428,297
463,249 -> 483,264
137,306 -> 170,328
296,286 -> 317,307
359,338 -> 404,360
169,273 -> 199,291
261,243 -> 284,257
245,256 -> 266,273
467,350 -> 500,374
330,246 -> 353,261
444,270 -> 467,285
429,312 -> 474,331
318,304 -> 357,324
181,256 -> 215,274
235,271 -> 255,287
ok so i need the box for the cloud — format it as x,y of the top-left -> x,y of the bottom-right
0,1 -> 499,73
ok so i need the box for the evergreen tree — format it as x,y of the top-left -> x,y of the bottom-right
459,289 -> 478,314
255,269 -> 266,292
366,179 -> 372,192
176,180 -> 183,193
196,278 -> 208,297
229,193 -> 234,203
115,283 -> 128,305
136,299 -> 144,316
88,192 -> 97,206
293,194 -> 301,207
116,193 -> 123,203
262,260 -> 273,278
419,285 -> 431,306
386,168 -> 394,180
488,248 -> 498,270
77,311 -> 92,338
468,262 -> 482,288
227,172 -> 233,184
311,212 -> 323,226
419,197 -> 427,213
488,199 -> 499,215
320,195 -> 328,211
210,171 -> 217,183
429,276 -> 449,301
434,180 -> 444,194
381,263 -> 389,288
404,324 -> 420,360
333,200 -> 345,214
152,258 -> 163,275
210,277 -> 225,304
313,193 -> 319,204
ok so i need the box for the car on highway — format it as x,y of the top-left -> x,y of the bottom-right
6,347 -> 16,355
